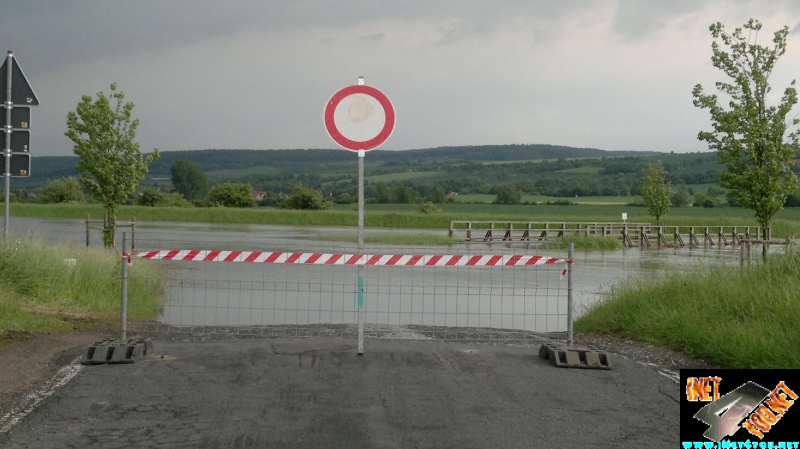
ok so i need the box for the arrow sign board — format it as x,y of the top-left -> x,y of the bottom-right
0,57 -> 39,105
324,84 -> 395,151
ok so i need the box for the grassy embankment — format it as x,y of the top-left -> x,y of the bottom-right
576,251 -> 800,369
0,237 -> 165,343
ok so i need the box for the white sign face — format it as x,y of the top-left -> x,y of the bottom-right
332,93 -> 387,143
622,213 -> 628,221
324,84 -> 395,151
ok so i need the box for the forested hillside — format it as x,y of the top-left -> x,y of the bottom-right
11,144 -> 740,201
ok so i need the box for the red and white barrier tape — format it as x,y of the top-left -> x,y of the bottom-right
128,250 -> 573,274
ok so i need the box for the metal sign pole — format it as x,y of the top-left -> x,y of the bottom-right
357,149 -> 365,355
324,76 -> 394,356
567,243 -> 574,346
121,232 -> 128,341
3,51 -> 12,238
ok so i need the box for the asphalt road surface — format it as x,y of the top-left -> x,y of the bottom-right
1,336 -> 678,448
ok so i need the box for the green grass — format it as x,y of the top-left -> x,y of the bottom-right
541,236 -> 625,250
0,238 -> 165,342
575,251 -> 800,368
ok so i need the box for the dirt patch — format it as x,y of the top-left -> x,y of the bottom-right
574,331 -> 720,372
0,330 -> 111,420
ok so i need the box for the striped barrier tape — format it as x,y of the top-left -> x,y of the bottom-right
128,250 -> 573,275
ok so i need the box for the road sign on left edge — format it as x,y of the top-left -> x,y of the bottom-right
0,54 -> 39,105
2,130 -> 30,153
7,153 -> 30,177
0,106 -> 30,129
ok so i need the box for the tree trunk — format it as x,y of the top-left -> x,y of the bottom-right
103,209 -> 116,248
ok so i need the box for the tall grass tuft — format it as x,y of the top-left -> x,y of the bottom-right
0,237 -> 165,340
575,252 -> 800,368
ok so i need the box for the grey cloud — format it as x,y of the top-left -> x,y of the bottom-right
611,0 -> 709,39
3,0 -> 799,157
358,33 -> 386,44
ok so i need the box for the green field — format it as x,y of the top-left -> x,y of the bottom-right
366,171 -> 442,183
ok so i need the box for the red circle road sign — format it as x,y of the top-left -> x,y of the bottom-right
324,84 -> 395,151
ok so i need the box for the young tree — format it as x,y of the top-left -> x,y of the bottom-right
65,83 -> 159,247
392,184 -> 411,204
372,182 -> 390,203
429,185 -> 446,204
692,19 -> 799,244
494,184 -> 522,204
639,162 -> 672,224
170,159 -> 209,202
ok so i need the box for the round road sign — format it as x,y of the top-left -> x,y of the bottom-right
324,84 -> 395,151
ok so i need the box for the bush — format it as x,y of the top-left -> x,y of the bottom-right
333,192 -> 355,205
136,188 -> 192,207
419,201 -> 442,214
546,199 -> 575,206
38,177 -> 85,204
0,191 -> 16,202
208,183 -> 257,208
694,193 -> 721,208
257,192 -> 283,207
280,186 -> 331,210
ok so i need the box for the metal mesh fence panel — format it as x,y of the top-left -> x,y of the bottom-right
125,223 -> 571,341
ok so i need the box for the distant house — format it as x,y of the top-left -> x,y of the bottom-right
252,190 -> 266,201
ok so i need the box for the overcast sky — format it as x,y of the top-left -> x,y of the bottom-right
3,0 -> 800,157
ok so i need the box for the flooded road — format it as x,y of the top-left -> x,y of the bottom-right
8,217 -> 748,332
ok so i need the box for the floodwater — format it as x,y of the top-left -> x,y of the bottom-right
7,217 -> 756,332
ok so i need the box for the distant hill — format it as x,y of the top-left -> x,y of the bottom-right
11,144 -> 730,199
15,144 -> 655,186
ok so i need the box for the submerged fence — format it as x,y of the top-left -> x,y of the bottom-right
120,225 -> 575,346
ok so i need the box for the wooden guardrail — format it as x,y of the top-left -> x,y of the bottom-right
448,221 -> 650,245
449,221 -> 766,248
637,225 -> 762,248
